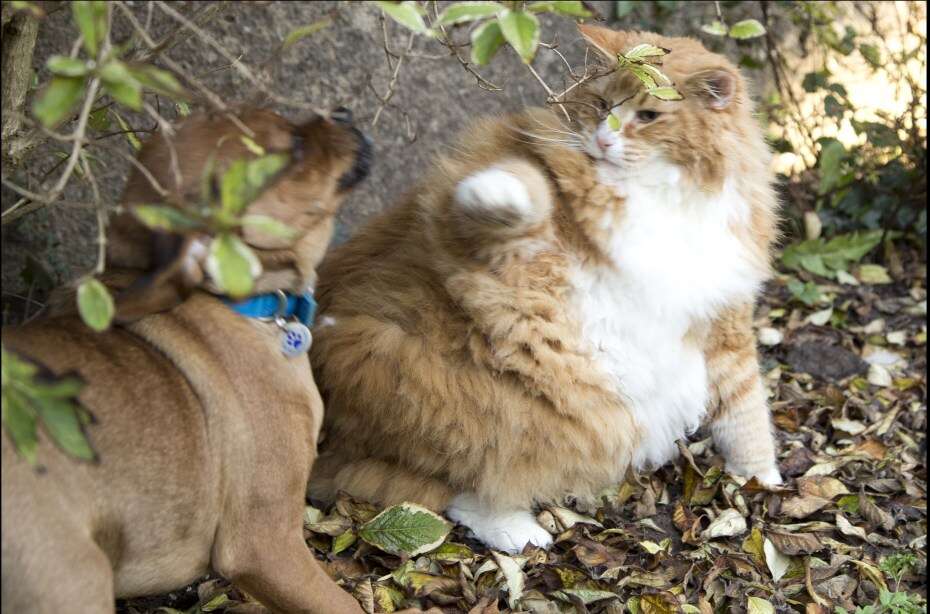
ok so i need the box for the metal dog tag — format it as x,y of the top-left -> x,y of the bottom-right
280,321 -> 312,357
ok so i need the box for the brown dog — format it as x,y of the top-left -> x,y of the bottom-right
1,108 -> 370,613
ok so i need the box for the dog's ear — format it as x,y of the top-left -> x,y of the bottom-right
112,233 -> 208,323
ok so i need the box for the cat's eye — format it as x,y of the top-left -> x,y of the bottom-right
635,110 -> 661,123
594,97 -> 610,112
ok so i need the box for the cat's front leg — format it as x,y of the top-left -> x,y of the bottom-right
704,304 -> 782,485
446,493 -> 553,554
452,159 -> 553,234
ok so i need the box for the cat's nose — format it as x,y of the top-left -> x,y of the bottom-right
596,134 -> 612,150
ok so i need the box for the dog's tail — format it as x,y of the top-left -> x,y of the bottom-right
309,453 -> 454,513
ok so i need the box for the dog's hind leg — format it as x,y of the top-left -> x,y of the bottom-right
214,528 -> 362,614
2,525 -> 115,614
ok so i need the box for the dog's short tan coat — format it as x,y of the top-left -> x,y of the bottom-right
1,109 -> 367,614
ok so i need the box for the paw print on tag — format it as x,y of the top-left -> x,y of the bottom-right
280,322 -> 312,357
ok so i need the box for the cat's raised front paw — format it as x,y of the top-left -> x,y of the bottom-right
447,494 -> 553,554
727,462 -> 783,486
455,168 -> 534,218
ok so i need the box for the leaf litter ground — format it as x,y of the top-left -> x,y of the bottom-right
118,247 -> 926,614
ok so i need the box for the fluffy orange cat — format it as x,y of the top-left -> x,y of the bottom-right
310,25 -> 782,553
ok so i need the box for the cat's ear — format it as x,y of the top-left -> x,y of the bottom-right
578,24 -> 623,64
685,68 -> 739,110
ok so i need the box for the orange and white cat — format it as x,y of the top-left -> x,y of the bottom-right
310,25 -> 782,553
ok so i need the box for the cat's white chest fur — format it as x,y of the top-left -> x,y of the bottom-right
573,163 -> 764,470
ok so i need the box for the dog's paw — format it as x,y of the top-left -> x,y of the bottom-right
447,493 -> 553,554
455,168 -> 534,219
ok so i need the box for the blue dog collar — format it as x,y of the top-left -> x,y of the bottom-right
224,290 -> 317,327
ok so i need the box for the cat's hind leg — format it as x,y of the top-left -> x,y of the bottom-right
446,492 -> 553,554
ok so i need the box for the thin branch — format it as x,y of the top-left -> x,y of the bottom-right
372,32 -> 416,127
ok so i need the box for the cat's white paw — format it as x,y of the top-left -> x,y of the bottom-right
455,169 -> 533,218
727,462 -> 783,486
447,493 -> 553,554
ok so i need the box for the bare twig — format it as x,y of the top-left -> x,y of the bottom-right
372,32 -> 416,127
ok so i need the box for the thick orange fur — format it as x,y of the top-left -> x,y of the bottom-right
310,27 -> 781,533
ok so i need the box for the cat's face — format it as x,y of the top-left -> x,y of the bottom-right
566,26 -> 749,190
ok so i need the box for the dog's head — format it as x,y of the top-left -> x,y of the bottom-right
107,107 -> 371,321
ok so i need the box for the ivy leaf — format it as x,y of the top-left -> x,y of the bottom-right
77,278 -> 115,332
701,21 -> 728,36
374,1 -> 433,36
647,85 -> 683,100
498,9 -> 540,64
33,76 -> 86,128
436,1 -> 503,25
100,60 -> 143,111
282,18 -> 331,50
72,1 -> 108,57
133,205 -> 202,233
787,278 -> 821,306
358,502 -> 451,556
470,19 -> 506,65
240,214 -> 298,240
46,55 -> 91,77
205,234 -> 261,298
526,1 -> 591,17
728,19 -> 766,40
127,64 -> 188,100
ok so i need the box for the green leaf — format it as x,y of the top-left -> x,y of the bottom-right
623,43 -> 670,62
100,60 -> 143,110
787,278 -> 821,306
647,85 -> 683,100
240,214 -> 298,240
859,43 -> 882,68
77,279 -> 114,332
607,114 -> 621,131
498,9 -> 540,64
220,159 -> 250,217
701,21 -> 728,36
33,76 -> 86,128
88,107 -> 110,132
470,19 -> 506,65
615,1 -> 636,18
133,205 -> 202,232
817,138 -> 846,193
240,136 -> 266,156
437,1 -> 503,25
176,101 -> 191,116
72,1 -> 108,57
37,397 -> 95,461
10,1 -> 45,18
111,110 -> 142,151
374,1 -> 432,35
527,1 -> 591,17
205,234 -> 261,298
127,64 -> 187,100
46,55 -> 91,77
781,230 -> 884,279
282,18 -> 331,50
1,385 -> 39,465
728,19 -> 766,40
332,529 -> 357,555
358,502 -> 452,556
624,63 -> 662,89
245,153 -> 290,196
